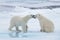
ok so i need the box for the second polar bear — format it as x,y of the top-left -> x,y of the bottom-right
36,14 -> 54,33
9,14 -> 36,33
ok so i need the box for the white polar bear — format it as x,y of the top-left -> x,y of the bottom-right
9,14 -> 36,33
36,14 -> 54,33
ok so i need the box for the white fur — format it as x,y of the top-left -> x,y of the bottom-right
36,14 -> 54,33
9,15 -> 33,33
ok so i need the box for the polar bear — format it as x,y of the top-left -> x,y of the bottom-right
36,14 -> 54,33
9,14 -> 36,33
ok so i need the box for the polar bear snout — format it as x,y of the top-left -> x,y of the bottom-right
32,15 -> 36,18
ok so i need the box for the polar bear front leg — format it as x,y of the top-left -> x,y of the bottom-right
26,25 -> 28,32
40,29 -> 43,32
40,25 -> 46,32
22,25 -> 27,33
40,29 -> 45,32
40,23 -> 45,32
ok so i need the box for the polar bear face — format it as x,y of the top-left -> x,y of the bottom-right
31,15 -> 36,18
26,14 -> 36,19
36,14 -> 44,20
36,14 -> 41,18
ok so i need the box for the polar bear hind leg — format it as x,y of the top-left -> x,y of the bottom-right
15,25 -> 21,32
9,24 -> 14,31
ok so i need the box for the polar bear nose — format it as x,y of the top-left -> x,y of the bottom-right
32,15 -> 36,18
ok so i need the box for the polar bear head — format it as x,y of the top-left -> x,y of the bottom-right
25,14 -> 36,19
31,14 -> 36,18
35,14 -> 44,19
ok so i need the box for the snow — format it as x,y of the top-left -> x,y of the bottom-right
0,0 -> 60,40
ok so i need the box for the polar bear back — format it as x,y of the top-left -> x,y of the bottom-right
10,16 -> 25,26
